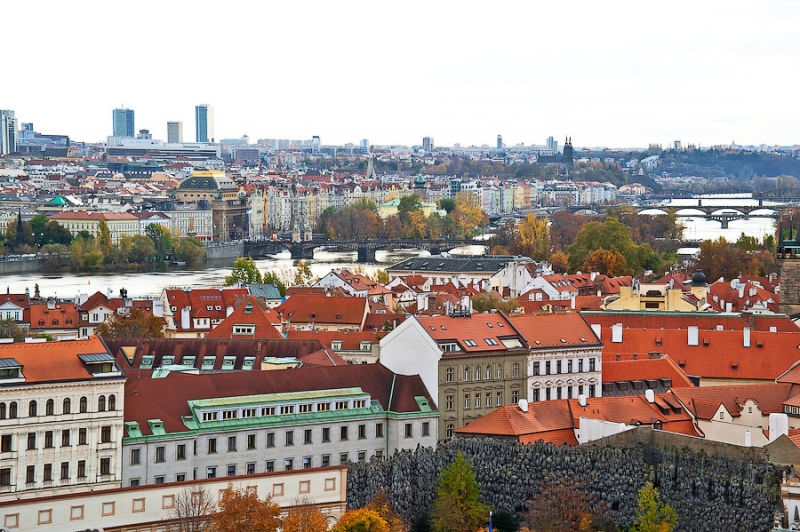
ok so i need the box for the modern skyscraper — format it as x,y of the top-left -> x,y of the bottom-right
360,139 -> 369,152
167,121 -> 183,143
112,108 -> 135,137
195,104 -> 215,143
497,135 -> 503,149
423,136 -> 434,152
311,135 -> 321,154
0,110 -> 18,155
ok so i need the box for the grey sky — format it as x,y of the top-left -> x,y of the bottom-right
4,0 -> 798,148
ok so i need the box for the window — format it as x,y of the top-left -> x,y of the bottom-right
284,458 -> 293,471
376,423 -> 384,438
266,461 -> 275,473
464,339 -> 477,347
304,429 -> 313,444
545,361 -> 551,375
335,401 -> 349,410
156,446 -> 165,463
486,395 -> 492,408
464,394 -> 470,409
155,475 -> 165,484
512,363 -> 520,378
101,426 -> 111,443
0,402 -> 5,419
446,424 -> 454,438
556,361 -> 562,374
496,392 -> 502,406
340,426 -> 349,441
512,390 -> 519,403
61,429 -> 70,447
285,431 -> 294,446
486,364 -> 492,380
100,458 -> 110,476
228,436 -> 236,452
475,393 -> 482,409
568,386 -> 573,399
247,462 -> 256,475
222,410 -> 237,420
533,362 -> 540,375
227,465 -> 236,476
208,438 -> 217,454
98,395 -> 106,412
446,395 -> 454,410
280,405 -> 295,415
317,403 -> 330,412
78,460 -> 86,479
589,358 -> 596,372
62,398 -> 70,415
358,451 -> 366,462
358,424 -> 366,439
202,412 -> 218,422
567,360 -> 573,373
299,403 -> 313,413
60,461 -> 70,480
26,465 -> 35,484
557,387 -> 562,400
27,432 -> 36,450
475,365 -> 481,380
404,423 -> 413,438
0,468 -> 10,486
266,432 -> 275,448
497,363 -> 502,379
45,431 -> 53,448
177,444 -> 186,460
463,366 -> 470,381
340,453 -> 349,465
720,411 -> 724,420
422,422 -> 430,436
131,449 -> 141,465
242,408 -> 256,418
247,434 -> 256,450
303,456 -> 312,469
533,388 -> 540,402
322,427 -> 330,443
207,467 -> 216,479
578,385 -> 584,396
46,399 -> 54,416
485,338 -> 498,346
578,359 -> 584,372
322,455 -> 330,467
446,367 -> 454,382
9,401 -> 17,418
43,463 -> 52,482
589,384 -> 596,397
546,387 -> 551,401
28,400 -> 37,417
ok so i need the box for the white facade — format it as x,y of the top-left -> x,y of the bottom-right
527,346 -> 602,403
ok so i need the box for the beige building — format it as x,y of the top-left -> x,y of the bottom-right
48,211 -> 140,244
175,171 -> 248,241
603,274 -> 711,312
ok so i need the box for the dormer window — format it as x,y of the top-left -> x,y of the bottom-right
221,356 -> 236,370
242,357 -> 256,370
201,356 -> 216,370
331,341 -> 343,350
140,355 -> 154,369
78,353 -> 119,375
0,359 -> 23,383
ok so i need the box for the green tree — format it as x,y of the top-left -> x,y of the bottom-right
225,257 -> 263,286
174,237 -> 207,265
629,482 -> 678,532
262,271 -> 288,297
735,232 -> 759,252
94,307 -> 165,339
145,224 -> 173,261
566,218 -> 660,274
70,235 -> 104,271
430,451 -> 490,532
398,194 -> 423,213
0,318 -> 25,342
30,214 -> 49,245
129,235 -> 156,263
439,198 -> 456,213
41,220 -> 72,246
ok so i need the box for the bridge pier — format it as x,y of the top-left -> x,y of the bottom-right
720,218 -> 729,229
357,247 -> 376,263
428,247 -> 441,256
290,244 -> 314,260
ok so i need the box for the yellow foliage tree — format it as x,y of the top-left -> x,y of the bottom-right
366,490 -> 408,532
580,248 -> 631,277
331,508 -> 388,532
515,212 -> 551,261
283,502 -> 330,532
212,484 -> 283,532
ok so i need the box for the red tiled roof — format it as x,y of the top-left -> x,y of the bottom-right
0,337 -> 113,383
277,295 -> 367,327
602,357 -> 695,388
164,288 -> 248,331
123,364 -> 435,436
287,330 -> 381,351
0,294 -> 29,308
418,314 -> 525,353
49,211 -> 138,221
363,312 -> 407,332
582,311 -> 798,332
29,303 -> 79,330
510,313 -> 601,349
456,401 -> 576,445
206,297 -> 283,339
672,383 -> 794,419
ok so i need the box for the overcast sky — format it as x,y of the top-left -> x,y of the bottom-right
4,0 -> 798,148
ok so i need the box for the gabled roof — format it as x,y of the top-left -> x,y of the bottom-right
417,313 -> 525,353
287,330 -> 382,351
510,313 -> 601,349
164,288 -> 248,331
206,297 -> 283,339
29,303 -> 79,330
277,295 -> 367,327
0,337 -> 116,383
123,363 -> 436,436
672,383 -> 795,420
0,294 -> 29,309
455,401 -> 577,446
602,356 -> 694,388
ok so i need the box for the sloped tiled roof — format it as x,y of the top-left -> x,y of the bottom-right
582,310 -> 798,332
418,314 -> 525,353
0,336 -> 114,383
206,297 -> 283,339
672,383 -> 794,420
277,295 -> 367,327
510,313 -> 601,349
602,357 -> 695,388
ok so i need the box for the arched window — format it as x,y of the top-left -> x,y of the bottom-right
63,398 -> 71,415
446,424 -> 454,438
0,403 -> 6,419
9,402 -> 17,419
28,400 -> 37,417
108,395 -> 116,411
46,399 -> 54,416
79,397 -> 87,413
98,395 -> 106,412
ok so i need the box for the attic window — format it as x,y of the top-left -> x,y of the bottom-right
215,306 -> 222,311
485,338 -> 498,346
560,339 -> 567,343
171,306 -> 177,312
335,314 -> 342,320
730,361 -> 738,369
501,338 -> 523,349
655,337 -> 662,346
182,356 -> 196,366
221,356 -> 236,370
331,341 -> 343,350
140,355 -> 154,369
756,340 -> 764,348
464,339 -> 477,347
429,326 -> 435,331
702,338 -> 710,346
440,325 -> 446,330
242,357 -> 256,370
497,322 -> 504,327
534,340 -> 541,345
580,337 -> 586,342
487,323 -> 493,328
201,356 -> 216,369
0,359 -> 23,381
161,356 -> 175,366
206,306 -> 213,311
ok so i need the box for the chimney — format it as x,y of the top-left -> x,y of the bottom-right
591,323 -> 601,341
726,302 -> 733,313
743,327 -> 751,348
578,394 -> 587,407
571,294 -> 576,309
611,323 -> 623,343
750,287 -> 757,297
226,306 -> 234,317
181,307 -> 190,330
769,413 -> 789,442
590,271 -> 597,281
687,326 -> 699,346
738,285 -> 745,299
518,399 -> 528,413
645,389 -> 655,403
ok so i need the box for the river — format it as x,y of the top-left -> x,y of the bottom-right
0,246 -> 488,299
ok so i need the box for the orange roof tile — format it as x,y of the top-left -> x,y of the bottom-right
277,295 -> 367,327
418,314 -> 525,353
672,383 -> 794,419
510,313 -> 601,349
206,297 -> 283,339
0,337 -> 114,383
602,357 -> 694,388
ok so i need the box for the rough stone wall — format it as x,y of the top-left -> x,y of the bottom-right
347,435 -> 784,532
779,260 -> 800,317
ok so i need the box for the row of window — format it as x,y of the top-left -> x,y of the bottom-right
1,426 -> 114,452
199,399 -> 367,422
446,391 -> 508,411
445,363 -> 520,383
0,458 -> 112,487
0,395 -> 116,420
130,451 -> 380,486
531,384 -> 596,402
532,358 -> 597,376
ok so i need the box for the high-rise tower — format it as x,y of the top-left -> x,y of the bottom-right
167,121 -> 183,143
0,110 -> 18,155
112,108 -> 135,137
195,104 -> 215,143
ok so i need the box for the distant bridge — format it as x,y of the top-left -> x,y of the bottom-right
244,238 -> 482,262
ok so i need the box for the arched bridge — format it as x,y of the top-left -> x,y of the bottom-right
244,238 -> 482,262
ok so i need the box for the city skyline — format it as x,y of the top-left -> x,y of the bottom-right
2,0 -> 799,148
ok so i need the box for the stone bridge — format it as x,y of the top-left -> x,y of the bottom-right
244,238 -> 481,262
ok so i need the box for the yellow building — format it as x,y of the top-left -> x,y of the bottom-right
378,199 -> 446,219
48,211 -> 140,244
603,273 -> 710,312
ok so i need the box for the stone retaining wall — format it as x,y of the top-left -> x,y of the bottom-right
347,433 -> 784,532
204,242 -> 245,259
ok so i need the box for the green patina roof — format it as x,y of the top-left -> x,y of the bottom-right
189,387 -> 366,409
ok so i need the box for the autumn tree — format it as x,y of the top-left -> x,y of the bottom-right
430,451 -> 490,532
629,482 -> 678,532
212,484 -> 283,532
693,237 -> 748,281
283,498 -> 329,532
549,251 -> 569,274
549,210 -> 585,251
168,486 -> 215,532
146,224 -> 173,261
98,220 -> 113,261
263,271 -> 288,296
514,212 -> 551,261
580,249 -> 631,276
369,269 -> 390,285
331,508 -> 388,532
566,218 -> 661,274
398,194 -> 423,213
0,318 -> 25,342
175,237 -> 207,265
295,260 -> 315,285
94,307 -> 165,339
367,490 -> 408,532
70,235 -> 104,271
225,257 -> 263,286
523,483 -> 616,532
